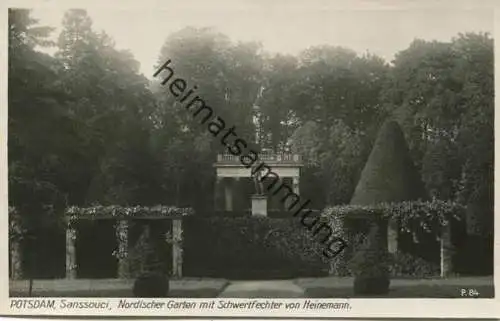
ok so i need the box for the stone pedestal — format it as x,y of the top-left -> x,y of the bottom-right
224,179 -> 233,211
251,195 -> 268,216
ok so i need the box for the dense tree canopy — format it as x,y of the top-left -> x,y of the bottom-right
9,9 -> 493,237
382,33 -> 494,234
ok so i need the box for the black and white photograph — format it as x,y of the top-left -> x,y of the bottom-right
4,0 -> 498,317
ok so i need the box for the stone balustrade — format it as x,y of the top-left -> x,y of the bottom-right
216,152 -> 302,164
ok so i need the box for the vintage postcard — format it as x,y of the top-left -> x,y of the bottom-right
1,0 -> 499,318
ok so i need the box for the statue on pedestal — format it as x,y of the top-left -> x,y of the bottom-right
253,168 -> 265,195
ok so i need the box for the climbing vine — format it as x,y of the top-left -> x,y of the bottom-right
65,205 -> 194,221
9,207 -> 24,242
322,199 -> 466,242
112,221 -> 129,260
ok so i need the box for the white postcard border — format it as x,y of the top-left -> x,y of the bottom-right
0,0 -> 499,318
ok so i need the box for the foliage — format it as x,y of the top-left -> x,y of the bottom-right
289,49 -> 390,205
388,252 -> 440,278
291,119 -> 367,205
152,27 -> 265,211
9,8 -> 160,234
351,224 -> 390,295
9,9 -> 69,224
8,9 -> 493,278
8,207 -> 23,242
256,54 -> 300,152
127,225 -> 170,278
10,9 -> 491,216
322,200 -> 465,242
322,201 -> 462,277
381,200 -> 464,240
350,120 -> 427,205
382,33 -> 493,235
183,216 -> 328,279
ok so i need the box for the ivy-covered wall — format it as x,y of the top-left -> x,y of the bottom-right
322,200 -> 466,277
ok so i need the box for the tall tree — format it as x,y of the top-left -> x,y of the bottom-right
382,33 -> 493,235
152,27 -> 265,210
289,46 -> 390,205
55,9 -> 158,206
257,54 -> 300,153
8,8 -> 68,216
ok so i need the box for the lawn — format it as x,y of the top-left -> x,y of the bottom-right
10,278 -> 229,298
294,276 -> 495,298
10,276 -> 494,298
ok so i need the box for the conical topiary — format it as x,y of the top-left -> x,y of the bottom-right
350,120 -> 427,205
347,120 -> 427,294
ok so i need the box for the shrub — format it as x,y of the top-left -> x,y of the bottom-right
129,222 -> 171,297
350,223 -> 390,295
128,221 -> 171,278
183,215 -> 329,279
133,272 -> 169,297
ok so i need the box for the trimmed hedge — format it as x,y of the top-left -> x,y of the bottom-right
201,210 -> 293,218
183,215 -> 329,279
350,120 -> 427,205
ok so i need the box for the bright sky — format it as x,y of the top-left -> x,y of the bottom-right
30,0 -> 493,78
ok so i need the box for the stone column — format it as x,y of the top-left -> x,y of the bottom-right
116,220 -> 129,279
440,223 -> 453,277
172,218 -> 183,278
10,238 -> 22,280
387,218 -> 398,253
65,222 -> 77,279
224,178 -> 233,212
214,177 -> 224,211
233,177 -> 241,211
292,176 -> 300,196
10,215 -> 23,280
